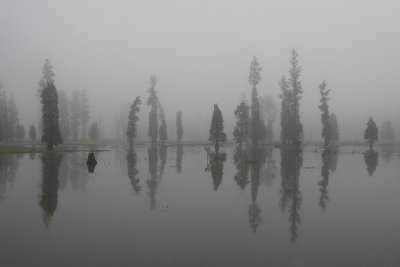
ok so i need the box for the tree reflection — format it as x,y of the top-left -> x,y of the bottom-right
280,146 -> 303,242
147,145 -> 159,210
159,144 -> 167,178
58,152 -> 88,191
382,144 -> 394,163
176,145 -> 183,173
233,147 -> 249,190
208,153 -> 226,191
0,155 -> 19,202
39,152 -> 62,227
127,148 -> 141,194
319,148 -> 338,211
364,149 -> 378,176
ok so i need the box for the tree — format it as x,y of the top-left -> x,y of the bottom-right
159,103 -> 168,144
58,90 -> 70,140
7,95 -> 19,140
0,81 -> 11,141
259,95 -> 277,143
329,114 -> 339,143
381,120 -> 395,144
40,82 -> 62,150
279,75 -> 291,144
70,90 -> 81,140
176,111 -> 183,143
147,75 -> 158,144
248,56 -> 263,145
88,122 -> 100,141
288,49 -> 303,144
29,125 -> 37,142
79,90 -> 90,139
38,59 -> 55,93
233,99 -> 250,151
126,96 -> 142,148
16,124 -> 25,141
318,80 -> 331,146
364,117 -> 378,150
208,104 -> 227,156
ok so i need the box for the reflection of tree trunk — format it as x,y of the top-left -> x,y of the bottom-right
215,138 -> 219,158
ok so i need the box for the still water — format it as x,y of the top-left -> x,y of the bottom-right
0,145 -> 399,267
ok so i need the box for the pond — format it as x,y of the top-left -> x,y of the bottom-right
0,144 -> 399,266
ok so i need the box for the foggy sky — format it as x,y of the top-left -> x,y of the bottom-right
1,0 -> 399,142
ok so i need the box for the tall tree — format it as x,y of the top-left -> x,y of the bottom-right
318,80 -> 331,146
259,95 -> 277,143
126,96 -> 142,149
364,117 -> 378,150
58,90 -> 70,140
0,81 -> 11,141
79,90 -> 90,139
70,90 -> 81,140
381,120 -> 395,144
16,125 -> 25,141
233,99 -> 250,152
29,125 -> 37,142
329,113 -> 339,143
158,103 -> 168,144
88,122 -> 100,141
38,59 -> 55,93
147,75 -> 158,144
288,49 -> 303,144
40,82 -> 62,150
209,104 -> 227,156
7,95 -> 19,140
176,111 -> 183,143
279,75 -> 291,144
248,56 -> 263,145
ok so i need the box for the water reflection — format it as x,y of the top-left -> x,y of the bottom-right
127,149 -> 141,194
280,146 -> 303,242
233,147 -> 249,190
381,144 -> 394,163
159,145 -> 167,178
319,148 -> 338,211
39,152 -> 62,227
58,152 -> 88,191
364,149 -> 378,177
0,155 -> 18,202
147,145 -> 159,210
176,145 -> 183,173
209,153 -> 226,191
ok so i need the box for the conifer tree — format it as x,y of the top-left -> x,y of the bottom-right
70,90 -> 81,140
279,75 -> 291,144
318,80 -> 331,146
79,90 -> 90,139
329,114 -> 339,143
233,99 -> 250,152
147,75 -> 158,144
58,90 -> 70,140
176,111 -> 183,143
364,117 -> 378,150
209,104 -> 227,156
88,122 -> 100,141
40,82 -> 62,150
288,49 -> 303,144
248,56 -> 263,145
7,95 -> 19,140
126,96 -> 142,149
29,125 -> 37,142
159,103 -> 168,144
381,120 -> 395,144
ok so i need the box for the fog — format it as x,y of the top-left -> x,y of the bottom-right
1,0 -> 399,142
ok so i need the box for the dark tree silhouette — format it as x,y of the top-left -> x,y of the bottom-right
126,149 -> 141,194
176,144 -> 183,173
259,95 -> 277,143
7,95 -> 19,140
40,82 -> 62,150
158,104 -> 168,144
364,117 -> 378,150
319,148 -> 338,210
209,153 -> 226,191
248,56 -> 263,145
88,122 -> 100,141
288,49 -> 303,145
176,111 -> 183,143
126,96 -> 142,149
233,147 -> 249,190
0,83 -> 11,141
364,149 -> 378,177
38,59 -> 55,93
208,104 -> 227,156
279,75 -> 291,144
159,144 -> 167,178
39,152 -> 62,227
29,125 -> 37,142
147,145 -> 159,210
0,154 -> 18,202
318,80 -> 331,146
147,75 -> 158,144
233,99 -> 250,153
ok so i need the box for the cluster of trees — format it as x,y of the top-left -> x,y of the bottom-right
0,81 -> 25,142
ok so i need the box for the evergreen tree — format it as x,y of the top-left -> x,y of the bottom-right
279,75 -> 291,144
288,49 -> 303,144
381,120 -> 395,144
329,113 -> 339,143
364,117 -> 378,150
248,56 -> 263,145
79,90 -> 90,139
147,75 -> 158,144
233,99 -> 250,151
70,90 -> 81,140
88,122 -> 100,141
58,90 -> 70,140
38,59 -> 55,93
176,111 -> 183,143
16,124 -> 25,141
209,104 -> 227,156
318,80 -> 331,146
158,103 -> 168,144
126,96 -> 142,148
0,82 -> 11,141
7,95 -> 19,140
40,82 -> 62,150
259,95 -> 277,143
29,125 -> 37,142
